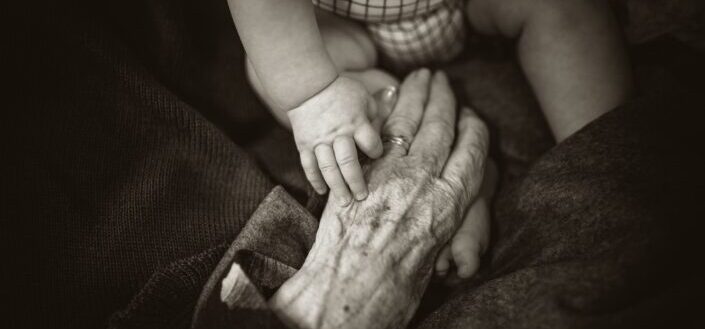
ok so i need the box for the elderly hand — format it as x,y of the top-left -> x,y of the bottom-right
269,69 -> 490,329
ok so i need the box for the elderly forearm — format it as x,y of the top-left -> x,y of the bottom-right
228,0 -> 338,110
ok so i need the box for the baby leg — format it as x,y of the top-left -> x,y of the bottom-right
315,9 -> 378,72
466,0 -> 633,141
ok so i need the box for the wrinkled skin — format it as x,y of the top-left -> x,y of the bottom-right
269,70 -> 489,329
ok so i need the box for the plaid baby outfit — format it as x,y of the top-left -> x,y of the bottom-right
313,0 -> 466,69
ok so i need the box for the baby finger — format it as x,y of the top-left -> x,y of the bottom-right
333,137 -> 368,201
300,150 -> 327,195
315,144 -> 352,206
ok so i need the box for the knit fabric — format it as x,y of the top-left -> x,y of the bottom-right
109,94 -> 705,329
6,0 -> 313,327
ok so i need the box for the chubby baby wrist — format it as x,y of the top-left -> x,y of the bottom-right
270,65 -> 338,112
283,74 -> 340,113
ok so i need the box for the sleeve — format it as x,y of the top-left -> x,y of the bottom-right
110,187 -> 321,329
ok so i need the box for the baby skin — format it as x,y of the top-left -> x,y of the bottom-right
229,0 -> 632,279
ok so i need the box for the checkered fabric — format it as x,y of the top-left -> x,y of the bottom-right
313,0 -> 466,69
313,0 -> 448,23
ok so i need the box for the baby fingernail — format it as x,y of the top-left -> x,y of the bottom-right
339,196 -> 352,206
355,191 -> 368,201
383,86 -> 398,102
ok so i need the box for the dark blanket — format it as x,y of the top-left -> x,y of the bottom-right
4,0 -> 704,328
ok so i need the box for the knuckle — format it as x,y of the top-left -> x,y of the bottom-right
318,162 -> 338,173
336,155 -> 357,167
465,141 -> 488,169
444,175 -> 473,207
304,167 -> 321,177
445,175 -> 466,193
386,115 -> 418,136
472,146 -> 488,167
426,118 -> 455,133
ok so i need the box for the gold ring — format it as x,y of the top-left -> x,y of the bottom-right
382,135 -> 411,154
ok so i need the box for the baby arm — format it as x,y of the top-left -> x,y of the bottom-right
229,0 -> 338,110
229,0 -> 384,204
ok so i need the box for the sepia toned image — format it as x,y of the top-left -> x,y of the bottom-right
4,0 -> 704,328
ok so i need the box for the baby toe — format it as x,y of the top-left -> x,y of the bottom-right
435,245 -> 452,276
451,235 -> 481,279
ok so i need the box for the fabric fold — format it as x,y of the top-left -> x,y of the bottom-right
191,186 -> 319,329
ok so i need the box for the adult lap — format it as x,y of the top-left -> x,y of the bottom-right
415,96 -> 702,328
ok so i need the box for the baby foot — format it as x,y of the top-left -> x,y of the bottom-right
435,159 -> 497,280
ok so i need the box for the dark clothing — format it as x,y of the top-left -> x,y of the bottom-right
4,0 -> 704,328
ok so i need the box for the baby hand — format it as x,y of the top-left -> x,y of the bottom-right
288,76 -> 383,205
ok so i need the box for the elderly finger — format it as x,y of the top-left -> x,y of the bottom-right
381,68 -> 431,142
409,71 -> 457,174
300,150 -> 327,195
315,144 -> 352,206
441,107 -> 489,206
333,137 -> 368,201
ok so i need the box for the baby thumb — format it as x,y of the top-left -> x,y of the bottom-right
369,85 -> 398,131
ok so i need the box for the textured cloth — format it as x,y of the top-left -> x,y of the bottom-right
611,0 -> 705,44
6,0 -> 315,327
109,94 -> 705,329
5,0 -> 705,328
314,0 -> 466,68
313,0 -> 448,22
